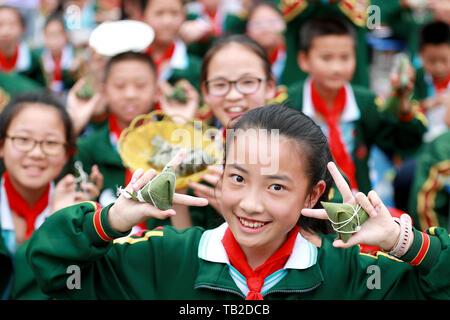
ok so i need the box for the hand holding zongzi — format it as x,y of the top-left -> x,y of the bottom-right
301,162 -> 403,252
108,149 -> 209,233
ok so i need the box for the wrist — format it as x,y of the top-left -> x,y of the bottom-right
382,214 -> 413,257
107,204 -> 129,233
381,219 -> 401,252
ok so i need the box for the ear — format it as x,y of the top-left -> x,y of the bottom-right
0,142 -> 4,158
297,51 -> 310,73
201,82 -> 211,104
264,77 -> 277,101
305,180 -> 327,209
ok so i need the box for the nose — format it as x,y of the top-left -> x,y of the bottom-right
27,141 -> 46,158
225,83 -> 244,101
238,186 -> 264,215
124,84 -> 138,99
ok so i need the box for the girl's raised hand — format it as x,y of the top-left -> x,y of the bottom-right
301,162 -> 401,251
188,165 -> 223,214
108,149 -> 209,232
157,80 -> 200,124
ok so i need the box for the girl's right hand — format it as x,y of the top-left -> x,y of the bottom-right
108,149 -> 209,232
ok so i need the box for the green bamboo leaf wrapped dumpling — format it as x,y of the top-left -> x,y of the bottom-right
76,77 -> 95,100
321,202 -> 370,243
122,166 -> 176,210
166,82 -> 187,104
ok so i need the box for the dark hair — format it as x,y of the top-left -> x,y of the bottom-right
0,92 -> 75,155
247,1 -> 282,22
103,51 -> 157,82
299,15 -> 356,52
419,21 -> 450,50
43,12 -> 66,32
200,34 -> 274,84
0,5 -> 25,28
225,103 -> 334,234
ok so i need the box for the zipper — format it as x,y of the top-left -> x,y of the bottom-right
263,282 -> 322,297
194,284 -> 246,299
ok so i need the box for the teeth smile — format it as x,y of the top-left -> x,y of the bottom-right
227,107 -> 245,113
239,217 -> 266,228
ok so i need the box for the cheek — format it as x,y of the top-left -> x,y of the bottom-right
205,95 -> 225,112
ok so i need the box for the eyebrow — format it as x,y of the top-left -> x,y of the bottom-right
229,164 -> 294,183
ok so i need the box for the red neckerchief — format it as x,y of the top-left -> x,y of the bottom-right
311,80 -> 358,191
0,45 -> 19,72
433,74 -> 450,92
145,42 -> 176,77
268,43 -> 285,66
221,225 -> 299,300
205,8 -> 222,37
108,115 -> 145,228
51,53 -> 63,82
2,172 -> 50,239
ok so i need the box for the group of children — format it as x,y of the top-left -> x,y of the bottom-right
0,0 -> 449,301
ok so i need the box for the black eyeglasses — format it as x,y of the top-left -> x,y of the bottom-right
6,135 -> 67,156
205,76 -> 265,96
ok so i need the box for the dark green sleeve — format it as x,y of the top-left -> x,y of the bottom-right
26,202 -> 132,299
408,131 -> 450,231
26,202 -> 204,299
0,236 -> 13,299
319,226 -> 449,299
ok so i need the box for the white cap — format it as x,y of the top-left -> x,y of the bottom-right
89,20 -> 155,57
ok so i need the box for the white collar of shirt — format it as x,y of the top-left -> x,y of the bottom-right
198,222 -> 318,270
159,39 -> 189,81
16,41 -> 32,72
302,76 -> 361,123
42,45 -> 74,73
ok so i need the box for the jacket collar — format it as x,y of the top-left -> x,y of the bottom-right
198,222 -> 318,270
195,223 -> 324,296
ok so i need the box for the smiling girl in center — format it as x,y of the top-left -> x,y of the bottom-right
26,104 -> 450,300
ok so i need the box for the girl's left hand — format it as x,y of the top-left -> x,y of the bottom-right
301,162 -> 401,251
157,80 -> 200,124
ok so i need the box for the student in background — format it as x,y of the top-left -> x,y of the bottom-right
285,16 -> 426,201
69,51 -> 199,231
142,0 -> 202,90
36,14 -> 80,96
0,92 -> 102,299
413,21 -> 450,143
246,1 -> 287,84
0,5 -> 43,84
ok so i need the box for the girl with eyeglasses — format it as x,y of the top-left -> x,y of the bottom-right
178,34 -> 279,229
0,93 -> 103,299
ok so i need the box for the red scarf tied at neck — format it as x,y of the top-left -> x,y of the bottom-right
311,80 -> 358,191
2,172 -> 50,239
221,225 -> 299,300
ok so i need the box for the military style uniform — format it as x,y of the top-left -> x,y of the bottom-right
16,201 -> 450,299
285,77 -> 427,197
